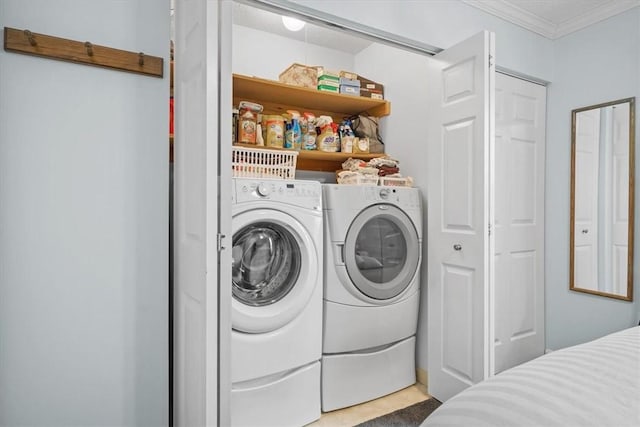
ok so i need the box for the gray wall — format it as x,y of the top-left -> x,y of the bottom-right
545,8 -> 640,350
0,1 -> 169,425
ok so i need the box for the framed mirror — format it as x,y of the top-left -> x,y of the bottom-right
570,97 -> 635,301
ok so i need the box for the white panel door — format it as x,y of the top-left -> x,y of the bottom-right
174,0 -> 232,425
493,74 -> 546,374
573,109 -> 600,290
427,31 -> 495,402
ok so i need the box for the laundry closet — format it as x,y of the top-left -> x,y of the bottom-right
173,0 -> 547,424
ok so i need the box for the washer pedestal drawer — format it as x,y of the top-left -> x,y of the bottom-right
321,336 -> 416,412
231,361 -> 320,427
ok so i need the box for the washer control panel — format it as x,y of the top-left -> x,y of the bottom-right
233,179 -> 322,210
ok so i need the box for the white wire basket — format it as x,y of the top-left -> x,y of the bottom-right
232,146 -> 298,180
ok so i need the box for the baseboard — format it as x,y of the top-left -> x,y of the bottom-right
416,367 -> 428,395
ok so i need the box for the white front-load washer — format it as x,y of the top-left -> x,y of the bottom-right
230,178 -> 323,427
322,184 -> 423,411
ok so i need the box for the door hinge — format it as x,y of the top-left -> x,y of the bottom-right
488,223 -> 492,236
217,233 -> 226,252
489,54 -> 494,68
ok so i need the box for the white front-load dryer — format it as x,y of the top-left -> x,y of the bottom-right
230,178 -> 323,427
321,184 -> 423,411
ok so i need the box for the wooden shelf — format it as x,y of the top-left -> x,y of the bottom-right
233,74 -> 390,120
233,143 -> 384,172
297,150 -> 384,172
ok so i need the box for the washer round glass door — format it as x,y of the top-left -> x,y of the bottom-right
344,204 -> 420,300
231,209 -> 318,333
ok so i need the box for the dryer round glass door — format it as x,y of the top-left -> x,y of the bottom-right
231,209 -> 319,333
344,204 -> 420,300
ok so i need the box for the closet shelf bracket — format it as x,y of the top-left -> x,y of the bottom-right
3,27 -> 163,78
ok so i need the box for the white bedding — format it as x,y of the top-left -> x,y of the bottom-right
423,326 -> 640,427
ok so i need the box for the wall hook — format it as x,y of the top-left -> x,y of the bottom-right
23,29 -> 37,46
4,27 -> 163,78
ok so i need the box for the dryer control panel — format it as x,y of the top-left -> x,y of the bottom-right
233,179 -> 322,210
362,186 -> 421,208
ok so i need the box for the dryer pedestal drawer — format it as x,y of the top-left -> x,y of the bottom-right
321,336 -> 416,412
322,291 -> 419,353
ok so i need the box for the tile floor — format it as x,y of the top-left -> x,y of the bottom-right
308,384 -> 431,426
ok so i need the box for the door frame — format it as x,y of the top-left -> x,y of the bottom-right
173,0 -> 232,425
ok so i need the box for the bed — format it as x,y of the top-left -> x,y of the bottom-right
422,326 -> 640,427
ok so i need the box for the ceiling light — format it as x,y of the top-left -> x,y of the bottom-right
282,16 -> 305,32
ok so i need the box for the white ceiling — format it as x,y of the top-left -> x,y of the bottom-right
232,0 -> 640,52
232,3 -> 372,54
464,0 -> 640,39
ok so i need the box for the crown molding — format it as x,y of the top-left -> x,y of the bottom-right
463,0 -> 557,38
463,0 -> 640,39
553,1 -> 640,38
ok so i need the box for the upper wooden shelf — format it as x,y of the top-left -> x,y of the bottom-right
233,74 -> 390,119
232,74 -> 390,172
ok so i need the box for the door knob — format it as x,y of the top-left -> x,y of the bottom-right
453,244 -> 462,251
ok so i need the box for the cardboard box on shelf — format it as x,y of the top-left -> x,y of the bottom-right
339,76 -> 361,97
279,63 -> 321,89
340,85 -> 360,96
318,84 -> 339,93
317,74 -> 340,88
358,75 -> 384,97
317,68 -> 340,79
360,87 -> 384,100
339,77 -> 360,87
339,70 -> 358,80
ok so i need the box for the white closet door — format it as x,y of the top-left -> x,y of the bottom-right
427,31 -> 495,402
493,74 -> 546,374
174,0 -> 232,425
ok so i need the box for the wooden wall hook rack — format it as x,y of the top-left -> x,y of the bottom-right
3,27 -> 163,78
